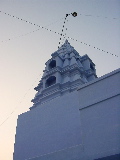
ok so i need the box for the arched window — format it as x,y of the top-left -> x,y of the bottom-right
45,76 -> 56,88
49,60 -> 56,70
90,63 -> 94,70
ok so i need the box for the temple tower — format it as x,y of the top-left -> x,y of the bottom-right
31,40 -> 97,109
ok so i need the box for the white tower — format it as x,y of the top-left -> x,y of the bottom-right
31,40 -> 97,109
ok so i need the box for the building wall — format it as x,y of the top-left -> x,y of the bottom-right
13,68 -> 120,160
14,91 -> 82,160
77,68 -> 120,160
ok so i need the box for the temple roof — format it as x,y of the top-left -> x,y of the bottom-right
51,40 -> 80,58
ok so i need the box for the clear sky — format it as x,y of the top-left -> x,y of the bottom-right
0,0 -> 120,159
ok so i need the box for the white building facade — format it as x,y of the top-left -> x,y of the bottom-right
14,40 -> 120,160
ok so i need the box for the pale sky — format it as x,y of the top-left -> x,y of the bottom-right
0,0 -> 120,160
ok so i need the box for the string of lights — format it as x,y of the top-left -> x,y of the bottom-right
1,10 -> 119,21
67,37 -> 119,57
59,13 -> 77,46
0,10 -> 60,33
0,16 -> 64,44
58,14 -> 70,48
61,19 -> 68,45
0,28 -> 40,44
79,13 -> 120,21
0,10 -> 119,58
58,16 -> 67,48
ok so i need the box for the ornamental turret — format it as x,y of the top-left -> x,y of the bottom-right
30,40 -> 97,109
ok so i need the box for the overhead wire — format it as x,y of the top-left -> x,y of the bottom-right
0,10 -> 119,57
